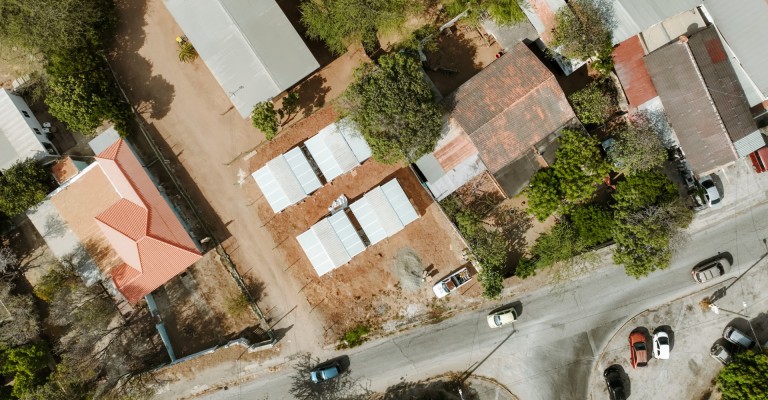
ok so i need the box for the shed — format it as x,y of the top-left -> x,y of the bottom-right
296,211 -> 365,276
163,0 -> 320,118
304,120 -> 372,182
349,178 -> 419,246
252,147 -> 322,213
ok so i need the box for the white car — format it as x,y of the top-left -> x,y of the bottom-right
699,175 -> 721,208
487,306 -> 517,328
653,332 -> 671,359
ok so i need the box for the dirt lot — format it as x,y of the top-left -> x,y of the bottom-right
245,108 -> 468,341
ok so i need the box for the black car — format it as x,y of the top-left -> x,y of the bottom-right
603,366 -> 627,400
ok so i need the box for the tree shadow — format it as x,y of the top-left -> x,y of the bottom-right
291,74 -> 332,119
242,275 -> 266,303
424,27 -> 483,97
109,0 -> 175,120
381,378 -> 477,400
492,206 -> 533,270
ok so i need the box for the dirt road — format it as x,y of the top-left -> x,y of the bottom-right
109,0 -> 325,356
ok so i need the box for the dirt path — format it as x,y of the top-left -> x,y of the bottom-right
109,0 -> 325,356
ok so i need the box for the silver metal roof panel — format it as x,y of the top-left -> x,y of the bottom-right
252,156 -> 306,213
365,187 -> 405,237
312,218 -> 351,268
284,147 -> 322,195
337,119 -> 372,163
296,229 -> 336,276
349,197 -> 388,245
381,179 -> 419,226
328,211 -> 365,258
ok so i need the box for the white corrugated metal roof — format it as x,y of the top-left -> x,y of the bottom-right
328,211 -> 365,258
0,89 -> 46,171
612,0 -> 700,44
381,179 -> 419,225
350,179 -> 420,245
283,147 -> 322,194
297,212 -> 366,276
337,120 -> 372,163
163,0 -> 319,118
252,156 -> 306,213
296,229 -> 336,276
304,120 -> 372,182
349,198 -> 388,245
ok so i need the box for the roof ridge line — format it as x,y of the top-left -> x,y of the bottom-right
141,234 -> 201,256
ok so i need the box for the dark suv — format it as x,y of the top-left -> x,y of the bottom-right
603,366 -> 627,400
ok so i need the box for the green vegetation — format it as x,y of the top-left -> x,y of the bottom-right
717,351 -> 768,400
0,343 -> 50,399
0,158 -> 49,216
339,324 -> 370,348
0,0 -> 131,136
343,53 -> 442,164
551,0 -> 615,74
441,197 -> 508,299
177,41 -> 198,63
526,129 -> 610,221
568,81 -> 616,125
611,170 -> 691,277
516,222 -> 584,278
612,112 -> 668,175
393,25 -> 440,55
300,0 -> 425,55
569,204 -> 614,247
251,101 -> 279,140
225,293 -> 251,317
443,0 -> 528,27
45,47 -> 132,136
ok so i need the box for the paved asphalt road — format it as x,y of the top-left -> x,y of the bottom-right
207,198 -> 768,400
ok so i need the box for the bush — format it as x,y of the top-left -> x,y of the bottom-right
225,293 -> 251,317
251,101 -> 279,140
568,81 -> 615,125
717,351 -> 768,400
0,158 -> 50,216
339,324 -> 370,348
568,204 -> 613,247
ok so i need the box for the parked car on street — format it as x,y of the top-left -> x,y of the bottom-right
629,331 -> 648,368
487,305 -> 517,328
310,361 -> 342,383
653,332 -> 670,359
710,343 -> 734,365
723,326 -> 756,350
691,256 -> 731,283
603,365 -> 628,400
699,175 -> 721,208
432,267 -> 472,298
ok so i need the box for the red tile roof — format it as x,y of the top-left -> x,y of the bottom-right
447,43 -> 576,174
614,36 -> 657,108
52,139 -> 201,304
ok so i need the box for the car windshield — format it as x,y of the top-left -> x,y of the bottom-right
658,337 -> 669,345
703,180 -> 714,188
634,342 -> 646,350
494,315 -> 502,326
711,197 -> 721,204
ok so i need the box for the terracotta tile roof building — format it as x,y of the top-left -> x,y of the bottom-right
50,139 -> 202,304
445,42 -> 577,196
645,26 -> 765,176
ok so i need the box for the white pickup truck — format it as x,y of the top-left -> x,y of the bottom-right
432,267 -> 472,298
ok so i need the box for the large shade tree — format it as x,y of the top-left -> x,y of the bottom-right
612,111 -> 668,175
550,0 -> 615,73
343,53 -> 442,164
717,351 -> 768,400
443,0 -> 528,27
0,158 -> 49,216
301,0 -> 424,55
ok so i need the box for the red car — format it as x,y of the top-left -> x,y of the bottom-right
629,331 -> 648,368
749,147 -> 768,173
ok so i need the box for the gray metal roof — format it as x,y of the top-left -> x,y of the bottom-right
348,198 -> 388,246
304,120 -> 371,182
296,211 -> 365,276
164,0 -> 320,118
424,153 -> 487,201
702,0 -> 768,103
252,149 -> 321,213
612,0 -> 700,44
381,179 -> 419,226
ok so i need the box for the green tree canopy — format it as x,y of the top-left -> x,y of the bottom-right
0,342 -> 50,399
553,129 -> 611,205
551,0 -> 615,61
443,0 -> 528,27
568,81 -> 616,126
717,351 -> 768,400
251,101 -> 279,140
526,167 -> 561,221
0,158 -> 49,216
45,47 -> 131,136
611,171 -> 690,277
300,0 -> 423,55
612,112 -> 668,175
343,53 -> 443,164
0,0 -> 116,54
568,204 -> 613,247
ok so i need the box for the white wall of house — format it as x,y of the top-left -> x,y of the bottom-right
0,88 -> 58,171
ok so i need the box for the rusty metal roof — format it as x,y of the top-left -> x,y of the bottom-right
614,35 -> 657,108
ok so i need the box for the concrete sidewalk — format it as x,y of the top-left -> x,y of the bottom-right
586,257 -> 768,399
